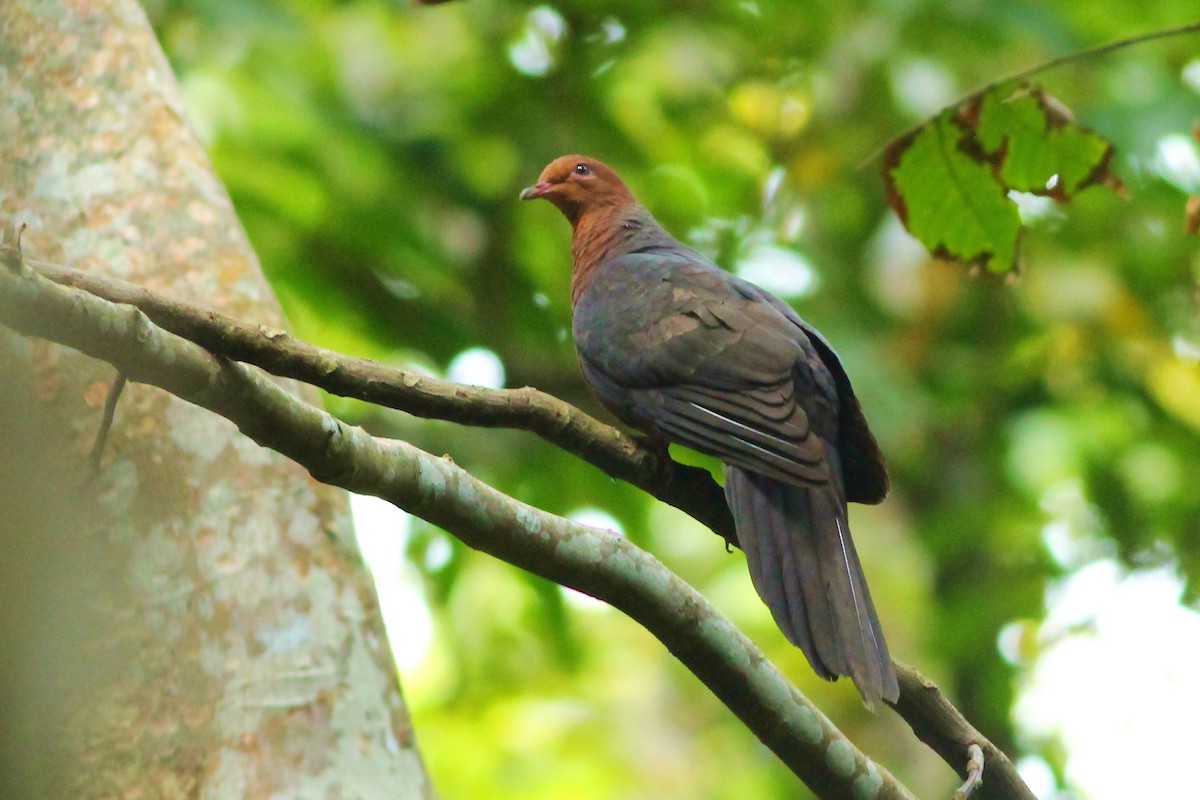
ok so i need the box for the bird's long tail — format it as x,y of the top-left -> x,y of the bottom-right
724,465 -> 898,707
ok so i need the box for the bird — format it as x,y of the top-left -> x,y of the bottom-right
520,155 -> 898,706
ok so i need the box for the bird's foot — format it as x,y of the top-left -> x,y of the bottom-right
633,432 -> 673,474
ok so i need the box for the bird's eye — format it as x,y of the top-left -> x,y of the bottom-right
574,163 -> 591,176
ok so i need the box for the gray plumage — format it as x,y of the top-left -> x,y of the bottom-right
522,155 -> 898,706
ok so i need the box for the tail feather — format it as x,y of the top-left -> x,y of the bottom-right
724,466 -> 898,706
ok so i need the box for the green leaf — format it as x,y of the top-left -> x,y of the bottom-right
973,89 -> 1117,197
882,86 -> 1123,274
885,112 -> 1021,272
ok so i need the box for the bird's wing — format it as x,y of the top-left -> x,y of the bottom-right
756,290 -> 890,504
574,253 -> 836,487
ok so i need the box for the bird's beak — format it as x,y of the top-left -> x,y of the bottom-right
519,181 -> 553,201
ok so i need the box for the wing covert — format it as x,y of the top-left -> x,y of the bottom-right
574,253 -> 837,488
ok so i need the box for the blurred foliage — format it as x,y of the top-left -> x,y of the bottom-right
147,0 -> 1200,797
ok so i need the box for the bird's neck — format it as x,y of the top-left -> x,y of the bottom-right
570,204 -> 671,306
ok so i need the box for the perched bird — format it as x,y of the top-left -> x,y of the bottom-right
520,155 -> 898,706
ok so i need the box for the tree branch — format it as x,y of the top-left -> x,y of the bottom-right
32,260 -> 736,545
11,251 -> 1035,800
891,664 -> 1036,800
2,247 -> 913,800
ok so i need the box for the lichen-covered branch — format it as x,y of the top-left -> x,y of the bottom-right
1,248 -> 915,800
33,260 -> 736,545
24,256 -> 1036,800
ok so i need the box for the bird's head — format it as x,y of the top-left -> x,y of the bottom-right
519,155 -> 635,224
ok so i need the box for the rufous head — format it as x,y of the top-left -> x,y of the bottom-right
519,155 -> 635,224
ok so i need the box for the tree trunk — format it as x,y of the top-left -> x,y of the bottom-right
0,2 -> 433,797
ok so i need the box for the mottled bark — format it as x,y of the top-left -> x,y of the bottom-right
0,2 -> 432,798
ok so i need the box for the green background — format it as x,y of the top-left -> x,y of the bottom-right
148,1 -> 1200,797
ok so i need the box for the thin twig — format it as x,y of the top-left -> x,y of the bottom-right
954,744 -> 985,800
863,19 -> 1200,168
88,372 -> 127,476
1,222 -> 26,273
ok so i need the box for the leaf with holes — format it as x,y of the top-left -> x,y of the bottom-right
884,111 -> 1021,272
969,88 -> 1119,198
882,85 -> 1123,274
